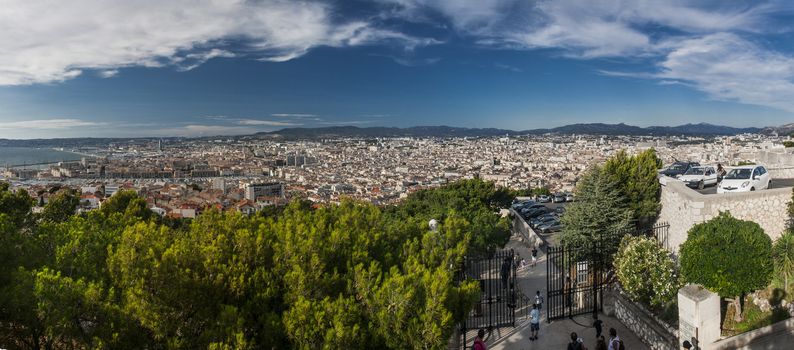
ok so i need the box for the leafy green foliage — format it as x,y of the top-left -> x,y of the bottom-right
40,189 -> 79,223
614,236 -> 681,308
680,212 -> 773,321
560,165 -> 633,262
0,179 -> 504,349
603,149 -> 662,224
783,141 -> 794,148
772,231 -> 794,294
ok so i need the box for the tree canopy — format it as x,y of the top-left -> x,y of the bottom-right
680,212 -> 773,322
0,179 -> 510,349
560,165 -> 634,262
602,149 -> 662,225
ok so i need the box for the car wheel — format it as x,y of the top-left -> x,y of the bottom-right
698,181 -> 704,190
750,187 -> 755,191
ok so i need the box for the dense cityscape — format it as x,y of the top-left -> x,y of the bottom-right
2,131 -> 793,219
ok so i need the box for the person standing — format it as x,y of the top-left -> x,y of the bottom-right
717,163 -> 726,182
473,329 -> 487,350
529,304 -> 540,341
595,335 -> 607,350
500,257 -> 511,290
593,315 -> 603,338
567,332 -> 587,350
534,290 -> 543,312
608,328 -> 623,350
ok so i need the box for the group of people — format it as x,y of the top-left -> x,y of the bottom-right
567,327 -> 624,350
515,246 -> 539,272
473,308 -> 626,350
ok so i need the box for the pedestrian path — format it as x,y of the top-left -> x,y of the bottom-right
483,234 -> 649,350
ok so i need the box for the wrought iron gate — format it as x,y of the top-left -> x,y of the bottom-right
545,222 -> 670,321
457,249 -> 517,347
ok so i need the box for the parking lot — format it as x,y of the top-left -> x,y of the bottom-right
694,178 -> 794,195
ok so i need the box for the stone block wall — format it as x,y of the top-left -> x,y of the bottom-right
607,287 -> 679,350
510,208 -> 543,249
658,179 -> 792,254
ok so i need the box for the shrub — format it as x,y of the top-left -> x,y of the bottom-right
772,231 -> 794,294
680,212 -> 773,322
614,236 -> 680,308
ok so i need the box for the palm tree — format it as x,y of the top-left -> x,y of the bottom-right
773,231 -> 794,295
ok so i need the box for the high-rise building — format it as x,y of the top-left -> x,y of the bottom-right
244,182 -> 284,202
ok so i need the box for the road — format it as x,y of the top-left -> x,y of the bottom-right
694,178 -> 794,195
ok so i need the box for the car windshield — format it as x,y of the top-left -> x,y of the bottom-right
669,163 -> 688,171
684,167 -> 705,175
725,169 -> 752,180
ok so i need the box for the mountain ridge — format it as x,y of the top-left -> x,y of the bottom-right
256,122 -> 766,139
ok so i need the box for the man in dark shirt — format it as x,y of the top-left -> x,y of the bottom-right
593,315 -> 603,338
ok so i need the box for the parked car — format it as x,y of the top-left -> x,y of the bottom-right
660,161 -> 701,178
717,165 -> 771,193
531,214 -> 557,228
565,193 -> 575,202
524,207 -> 550,219
537,195 -> 551,203
555,206 -> 566,215
679,166 -> 718,190
519,204 -> 545,214
511,200 -> 534,209
552,193 -> 566,203
538,221 -> 563,233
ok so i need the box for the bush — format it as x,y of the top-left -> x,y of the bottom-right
680,212 -> 773,322
614,236 -> 681,308
772,231 -> 794,294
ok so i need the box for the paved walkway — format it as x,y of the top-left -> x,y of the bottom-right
484,234 -> 649,350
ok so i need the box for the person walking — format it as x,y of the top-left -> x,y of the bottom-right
529,304 -> 540,341
473,329 -> 487,350
534,290 -> 543,312
608,328 -> 623,350
593,314 -> 603,338
531,246 -> 538,267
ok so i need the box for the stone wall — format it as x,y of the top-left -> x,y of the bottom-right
769,166 -> 794,179
605,286 -> 678,350
658,179 -> 792,254
511,208 -> 543,248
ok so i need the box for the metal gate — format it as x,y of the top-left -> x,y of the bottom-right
457,249 -> 517,347
545,222 -> 670,321
546,241 -> 604,321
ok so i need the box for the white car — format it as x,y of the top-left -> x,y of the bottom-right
678,166 -> 718,190
717,165 -> 771,194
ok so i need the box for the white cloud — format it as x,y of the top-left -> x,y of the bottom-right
235,119 -> 300,126
656,33 -> 794,112
0,118 -> 104,129
0,0 -> 437,85
271,113 -> 318,118
98,70 -> 119,78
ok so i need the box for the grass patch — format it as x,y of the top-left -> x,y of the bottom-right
721,288 -> 791,337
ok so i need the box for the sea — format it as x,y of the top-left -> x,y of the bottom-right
0,147 -> 84,167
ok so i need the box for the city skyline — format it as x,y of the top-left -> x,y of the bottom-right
2,0 -> 794,138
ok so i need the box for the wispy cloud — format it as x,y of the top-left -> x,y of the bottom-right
0,0 -> 439,85
0,118 -> 104,129
271,113 -> 318,119
494,63 -> 522,72
235,119 -> 300,126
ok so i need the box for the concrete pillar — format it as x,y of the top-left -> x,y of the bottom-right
678,284 -> 721,349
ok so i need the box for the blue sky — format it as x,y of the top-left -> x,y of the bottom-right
1,0 -> 794,138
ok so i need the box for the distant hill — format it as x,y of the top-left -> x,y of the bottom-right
759,123 -> 794,136
253,125 -> 515,139
258,123 -> 765,139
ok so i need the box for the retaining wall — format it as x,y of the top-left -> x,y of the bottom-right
605,286 -> 679,350
658,179 -> 792,254
712,317 -> 794,349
